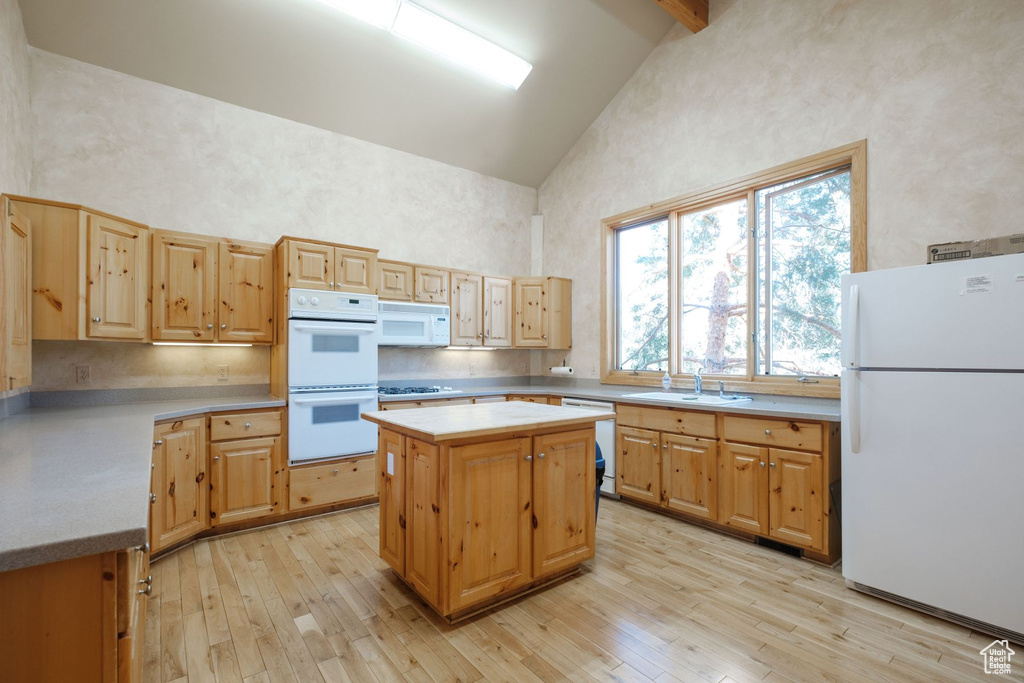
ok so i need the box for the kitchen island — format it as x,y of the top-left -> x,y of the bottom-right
362,401 -> 615,622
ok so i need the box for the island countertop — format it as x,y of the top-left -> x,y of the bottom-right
362,401 -> 616,442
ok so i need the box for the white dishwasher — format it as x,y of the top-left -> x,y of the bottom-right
561,397 -> 617,497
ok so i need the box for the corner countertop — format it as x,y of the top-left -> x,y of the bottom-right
0,395 -> 283,573
364,401 -> 617,442
377,382 -> 841,422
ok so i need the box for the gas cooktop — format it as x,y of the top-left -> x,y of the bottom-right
378,386 -> 463,396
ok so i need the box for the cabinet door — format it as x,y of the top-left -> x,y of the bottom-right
377,261 -> 414,301
482,276 -> 512,347
285,240 -> 333,290
616,427 -> 660,504
661,434 -> 717,520
414,266 -> 449,304
450,272 -> 483,346
769,448 -> 823,550
3,199 -> 31,390
86,214 -> 148,339
209,437 -> 278,526
532,429 -> 595,578
719,442 -> 768,535
449,437 -> 532,612
378,429 -> 406,574
151,231 -> 216,341
406,439 -> 441,608
150,418 -> 208,553
513,278 -> 548,347
334,247 -> 377,294
219,241 -> 273,343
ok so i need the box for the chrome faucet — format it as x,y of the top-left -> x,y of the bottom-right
693,367 -> 702,396
719,380 -> 725,398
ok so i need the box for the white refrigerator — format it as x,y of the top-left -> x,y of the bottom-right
841,253 -> 1024,643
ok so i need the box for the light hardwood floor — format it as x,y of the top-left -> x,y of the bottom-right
144,499 -> 1021,683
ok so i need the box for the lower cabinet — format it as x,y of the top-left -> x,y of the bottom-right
661,433 -> 717,521
719,441 -> 769,535
210,437 -> 280,526
150,418 -> 208,554
768,447 -> 824,550
616,426 -> 660,504
289,455 -> 376,511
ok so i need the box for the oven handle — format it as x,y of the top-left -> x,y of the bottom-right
290,393 -> 377,406
291,322 -> 376,336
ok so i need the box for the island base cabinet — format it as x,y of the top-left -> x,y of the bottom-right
406,439 -> 442,606
531,429 -> 595,578
378,429 -> 406,574
448,437 -> 532,613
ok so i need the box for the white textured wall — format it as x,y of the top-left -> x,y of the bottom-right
537,0 -> 1024,379
28,49 -> 536,389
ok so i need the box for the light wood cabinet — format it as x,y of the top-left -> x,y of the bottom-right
1,197 -> 31,390
483,276 -> 513,347
768,448 -> 823,551
282,238 -> 378,294
661,433 -> 716,520
513,276 -> 572,349
86,213 -> 149,340
405,438 -> 442,606
288,454 -> 376,511
449,437 -> 532,612
531,429 -> 595,578
378,429 -> 406,574
151,231 -> 217,341
150,418 -> 208,554
210,437 -> 280,526
719,441 -> 769,535
450,271 -> 483,346
377,259 -> 414,300
219,240 -> 274,342
414,266 -> 449,304
616,426 -> 661,505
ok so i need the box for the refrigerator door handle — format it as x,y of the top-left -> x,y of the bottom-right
849,369 -> 861,454
847,284 -> 859,368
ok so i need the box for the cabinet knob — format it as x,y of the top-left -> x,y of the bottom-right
136,542 -> 150,553
759,461 -> 765,467
154,439 -> 163,446
765,429 -> 771,435
525,455 -> 533,461
333,469 -> 339,475
662,444 -> 668,449
150,493 -> 157,503
213,456 -> 219,462
207,324 -> 214,329
330,282 -> 335,288
244,422 -> 252,429
770,462 -> 776,468
538,452 -> 545,459
542,334 -> 548,339
221,324 -> 227,329
138,584 -> 152,596
92,316 -> 101,323
650,442 -> 657,447
139,575 -> 153,585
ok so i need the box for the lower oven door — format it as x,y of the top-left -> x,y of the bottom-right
288,390 -> 378,464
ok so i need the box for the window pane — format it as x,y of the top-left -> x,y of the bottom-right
756,169 -> 850,377
616,219 -> 668,371
678,200 -> 748,375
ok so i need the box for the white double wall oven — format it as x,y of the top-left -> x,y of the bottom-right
287,288 -> 379,465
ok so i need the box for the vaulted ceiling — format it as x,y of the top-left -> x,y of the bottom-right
18,0 -> 680,187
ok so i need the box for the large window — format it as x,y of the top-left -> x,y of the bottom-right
603,142 -> 865,396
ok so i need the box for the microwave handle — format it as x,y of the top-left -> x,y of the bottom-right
291,323 -> 376,336
291,394 -> 377,406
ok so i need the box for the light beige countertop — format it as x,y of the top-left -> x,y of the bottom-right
0,396 -> 283,573
377,382 -> 841,422
363,401 -> 616,442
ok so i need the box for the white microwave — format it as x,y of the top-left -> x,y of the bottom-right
377,301 -> 451,347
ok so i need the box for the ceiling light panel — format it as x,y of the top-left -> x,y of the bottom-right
315,0 -> 401,30
391,3 -> 533,89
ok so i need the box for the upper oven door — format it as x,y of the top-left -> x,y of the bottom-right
288,319 -> 378,388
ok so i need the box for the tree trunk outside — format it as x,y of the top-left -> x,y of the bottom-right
703,270 -> 729,373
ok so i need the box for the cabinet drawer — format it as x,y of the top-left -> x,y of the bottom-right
210,410 -> 281,441
616,405 -> 717,439
722,416 -> 822,452
289,455 -> 376,511
380,398 -> 471,410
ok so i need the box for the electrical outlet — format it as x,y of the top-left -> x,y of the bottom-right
469,361 -> 477,376
217,365 -> 229,381
76,365 -> 91,384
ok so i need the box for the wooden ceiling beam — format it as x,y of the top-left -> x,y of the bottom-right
652,0 -> 709,33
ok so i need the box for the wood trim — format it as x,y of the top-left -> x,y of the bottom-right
276,235 -> 378,254
5,194 -> 149,228
651,0 -> 709,33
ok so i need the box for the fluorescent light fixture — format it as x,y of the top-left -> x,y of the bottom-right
153,342 -> 254,347
314,0 -> 400,29
392,3 -> 532,89
445,346 -> 497,351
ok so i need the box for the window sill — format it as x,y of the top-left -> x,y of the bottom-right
601,370 -> 840,400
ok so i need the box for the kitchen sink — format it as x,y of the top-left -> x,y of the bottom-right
623,392 -> 753,405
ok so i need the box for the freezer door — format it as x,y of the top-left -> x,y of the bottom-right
841,369 -> 1024,635
841,253 -> 1024,370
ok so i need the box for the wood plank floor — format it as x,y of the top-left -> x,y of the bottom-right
144,499 -> 1022,683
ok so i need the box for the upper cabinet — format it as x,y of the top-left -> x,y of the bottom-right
513,276 -> 572,350
414,266 -> 449,304
377,260 -> 414,301
14,198 -> 151,342
152,231 -> 274,344
450,271 -> 482,346
483,276 -> 513,348
1,197 -> 32,390
281,238 -> 378,294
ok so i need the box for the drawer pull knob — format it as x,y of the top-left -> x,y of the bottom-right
770,462 -> 776,468
765,429 -> 771,435
538,452 -> 545,459
138,584 -> 152,596
136,542 -> 150,553
139,575 -> 153,585
213,456 -> 219,462
92,316 -> 101,323
244,422 -> 252,429
759,461 -> 765,467
662,444 -> 668,449
221,324 -> 227,329
333,469 -> 339,475
330,282 -> 335,288
150,493 -> 157,503
154,440 -> 163,446
207,324 -> 214,329
525,455 -> 533,461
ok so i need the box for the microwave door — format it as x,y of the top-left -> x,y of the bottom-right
288,320 -> 378,388
379,317 -> 428,346
288,391 -> 378,464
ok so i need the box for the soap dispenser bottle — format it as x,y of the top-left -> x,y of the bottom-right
661,369 -> 672,392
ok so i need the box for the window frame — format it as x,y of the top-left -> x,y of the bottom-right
601,140 -> 866,399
